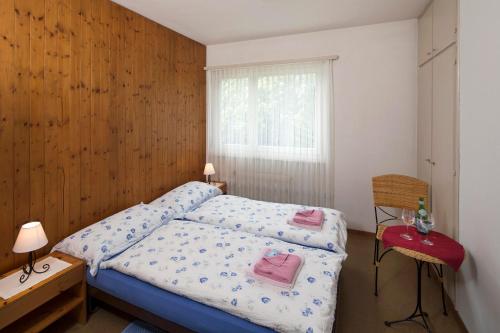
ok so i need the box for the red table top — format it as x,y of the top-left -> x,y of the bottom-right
381,225 -> 465,271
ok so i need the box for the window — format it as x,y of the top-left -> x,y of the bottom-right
210,62 -> 330,161
206,60 -> 335,207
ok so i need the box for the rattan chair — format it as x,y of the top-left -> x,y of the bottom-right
372,174 -> 429,296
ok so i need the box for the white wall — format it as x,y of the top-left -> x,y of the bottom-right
208,20 -> 418,232
456,0 -> 500,332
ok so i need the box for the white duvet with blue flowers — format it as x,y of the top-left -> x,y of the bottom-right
183,195 -> 348,254
52,203 -> 170,276
101,220 -> 344,333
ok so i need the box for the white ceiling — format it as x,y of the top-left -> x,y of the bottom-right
112,0 -> 430,45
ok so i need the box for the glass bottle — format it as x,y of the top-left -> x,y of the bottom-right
415,197 -> 429,235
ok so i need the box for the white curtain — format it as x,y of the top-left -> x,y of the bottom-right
207,60 -> 335,208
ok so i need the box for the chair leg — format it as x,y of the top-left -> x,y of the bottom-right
373,207 -> 381,297
374,238 -> 379,296
427,262 -> 431,278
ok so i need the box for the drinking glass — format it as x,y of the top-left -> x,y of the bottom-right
421,214 -> 435,246
400,208 -> 415,240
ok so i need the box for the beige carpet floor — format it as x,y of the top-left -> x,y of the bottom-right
43,231 -> 467,333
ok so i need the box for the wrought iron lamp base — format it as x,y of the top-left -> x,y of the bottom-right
19,251 -> 50,284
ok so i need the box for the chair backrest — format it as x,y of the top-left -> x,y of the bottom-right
372,174 -> 429,211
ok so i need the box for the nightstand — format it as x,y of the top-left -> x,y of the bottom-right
211,181 -> 227,194
0,251 -> 86,332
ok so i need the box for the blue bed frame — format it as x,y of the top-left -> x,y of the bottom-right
87,268 -> 276,333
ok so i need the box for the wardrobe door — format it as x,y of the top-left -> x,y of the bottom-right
418,3 -> 433,65
431,45 -> 457,239
433,0 -> 457,53
417,61 -> 433,187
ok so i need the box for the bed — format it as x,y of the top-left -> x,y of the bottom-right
52,181 -> 347,333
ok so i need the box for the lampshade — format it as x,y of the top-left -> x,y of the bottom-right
203,163 -> 215,176
12,221 -> 48,253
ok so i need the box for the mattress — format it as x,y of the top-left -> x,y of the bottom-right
87,268 -> 275,333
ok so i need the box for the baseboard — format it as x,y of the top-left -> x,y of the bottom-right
444,292 -> 469,333
347,228 -> 375,236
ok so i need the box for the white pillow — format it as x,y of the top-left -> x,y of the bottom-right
52,203 -> 171,276
149,181 -> 222,215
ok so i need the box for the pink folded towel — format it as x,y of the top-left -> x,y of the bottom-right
250,248 -> 303,288
288,209 -> 324,230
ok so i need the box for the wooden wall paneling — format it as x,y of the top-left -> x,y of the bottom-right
160,28 -> 173,194
161,27 -> 169,196
144,20 -> 153,202
44,0 -> 62,249
191,42 -> 204,182
161,24 -> 170,198
193,44 -> 203,180
127,10 -> 139,204
90,0 -> 104,221
13,0 -> 32,268
200,46 -> 207,175
57,0 -> 72,238
0,0 -> 206,273
184,38 -> 193,184
99,0 -> 113,218
79,0 -> 92,230
152,24 -> 169,199
29,0 -> 47,233
149,22 -> 159,199
183,37 -> 194,183
67,0 -> 82,235
114,5 -> 127,210
192,42 -> 204,180
195,43 -> 207,178
151,25 -> 162,198
123,9 -> 134,205
0,0 -> 16,272
186,40 -> 195,181
173,34 -> 182,185
108,2 -> 119,212
89,0 -> 100,221
165,30 -> 177,192
175,35 -> 187,185
149,23 -> 160,199
109,3 -> 119,207
138,16 -> 148,202
132,15 -> 146,203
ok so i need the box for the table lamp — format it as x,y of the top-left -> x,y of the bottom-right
203,163 -> 215,184
12,221 -> 50,283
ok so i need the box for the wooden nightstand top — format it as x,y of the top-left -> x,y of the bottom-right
210,181 -> 227,194
0,251 -> 86,332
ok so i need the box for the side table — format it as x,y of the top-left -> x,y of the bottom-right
379,226 -> 465,333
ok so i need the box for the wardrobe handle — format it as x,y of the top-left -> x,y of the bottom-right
431,161 -> 436,166
425,158 -> 431,163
